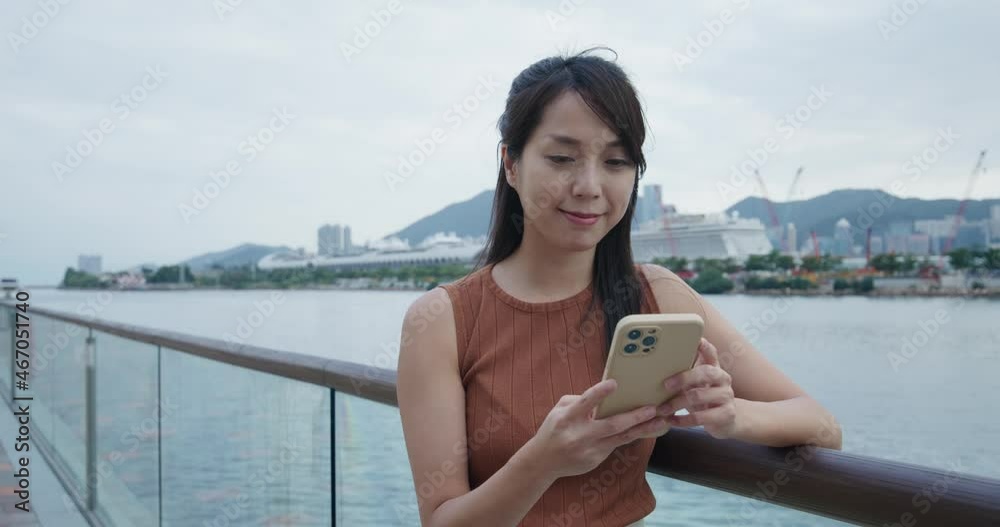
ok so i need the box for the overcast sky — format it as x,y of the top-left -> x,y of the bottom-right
1,0 -> 997,285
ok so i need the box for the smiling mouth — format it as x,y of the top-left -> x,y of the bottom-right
559,209 -> 603,219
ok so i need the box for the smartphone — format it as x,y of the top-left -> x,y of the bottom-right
593,313 -> 704,421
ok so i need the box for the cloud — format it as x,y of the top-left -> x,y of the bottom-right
0,0 -> 997,284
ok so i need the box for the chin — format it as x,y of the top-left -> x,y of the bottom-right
550,231 -> 602,253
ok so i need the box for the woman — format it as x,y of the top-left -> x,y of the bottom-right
396,47 -> 842,527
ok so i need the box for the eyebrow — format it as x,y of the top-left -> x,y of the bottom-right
545,133 -> 624,148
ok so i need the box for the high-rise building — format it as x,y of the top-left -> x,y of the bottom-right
633,184 -> 664,227
833,218 -> 851,256
953,223 -> 989,250
907,234 -> 931,256
869,235 -> 884,256
78,254 -> 102,275
785,223 -> 797,255
318,224 -> 353,256
990,205 -> 1000,245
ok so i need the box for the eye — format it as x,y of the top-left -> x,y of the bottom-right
547,155 -> 574,165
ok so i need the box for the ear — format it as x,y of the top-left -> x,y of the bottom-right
501,144 -> 518,189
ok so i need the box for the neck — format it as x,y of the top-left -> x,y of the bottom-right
495,226 -> 595,299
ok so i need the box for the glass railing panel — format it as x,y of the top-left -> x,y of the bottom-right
40,316 -> 89,497
92,330 -> 161,526
27,314 -> 57,459
334,391 -> 419,525
160,348 -> 332,526
0,306 -> 12,397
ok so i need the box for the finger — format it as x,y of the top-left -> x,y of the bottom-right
600,416 -> 670,448
572,378 -> 618,418
698,338 -> 720,368
658,386 -> 733,416
593,403 -> 658,438
664,365 -> 729,392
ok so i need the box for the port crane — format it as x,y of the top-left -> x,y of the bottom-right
942,150 -> 988,256
753,169 -> 783,251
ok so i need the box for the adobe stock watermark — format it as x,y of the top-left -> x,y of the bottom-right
383,74 -> 500,192
7,0 -> 73,54
886,300 -> 961,372
724,413 -> 841,526
51,65 -> 168,182
670,0 -> 751,72
353,286 -> 454,396
508,126 -> 623,235
878,0 -> 929,41
393,406 -> 510,523
178,107 -> 295,223
717,296 -> 796,373
544,0 -> 587,31
843,127 -> 958,242
220,291 -> 287,351
203,439 -> 302,527
33,291 -> 114,373
212,0 -> 248,21
61,396 -> 180,516
716,85 -> 833,202
547,448 -> 645,527
883,458 -> 968,527
340,0 -> 403,63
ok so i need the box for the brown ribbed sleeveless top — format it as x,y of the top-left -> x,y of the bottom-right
437,262 -> 662,527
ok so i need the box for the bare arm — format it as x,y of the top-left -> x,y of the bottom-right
396,287 -> 557,527
640,264 -> 843,450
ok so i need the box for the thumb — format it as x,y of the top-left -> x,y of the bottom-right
574,378 -> 618,419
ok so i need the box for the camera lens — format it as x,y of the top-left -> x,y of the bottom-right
627,329 -> 641,340
641,336 -> 656,346
624,343 -> 638,354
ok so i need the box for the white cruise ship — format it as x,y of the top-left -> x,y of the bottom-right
260,211 -> 773,272
257,232 -> 485,271
630,211 -> 774,262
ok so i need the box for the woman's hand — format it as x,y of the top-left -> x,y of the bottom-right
522,379 -> 670,480
657,338 -> 739,439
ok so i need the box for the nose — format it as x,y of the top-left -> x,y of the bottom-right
571,161 -> 601,200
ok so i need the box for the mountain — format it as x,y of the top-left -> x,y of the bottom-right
726,189 -> 1000,246
387,189 -> 494,245
385,187 -> 998,249
179,243 -> 293,271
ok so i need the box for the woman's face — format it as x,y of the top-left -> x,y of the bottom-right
503,90 -> 636,252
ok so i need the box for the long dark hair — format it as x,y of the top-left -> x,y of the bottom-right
473,46 -> 650,355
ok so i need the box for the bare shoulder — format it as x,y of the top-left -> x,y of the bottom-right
397,286 -> 470,522
637,263 -> 705,316
400,286 -> 458,368
638,262 -> 683,283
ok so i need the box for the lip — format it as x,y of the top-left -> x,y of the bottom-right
560,209 -> 603,226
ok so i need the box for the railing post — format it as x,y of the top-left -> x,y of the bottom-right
330,387 -> 336,526
8,307 -> 14,403
157,345 -> 163,527
85,329 -> 97,512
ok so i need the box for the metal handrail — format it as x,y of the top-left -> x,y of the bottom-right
4,301 -> 999,526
